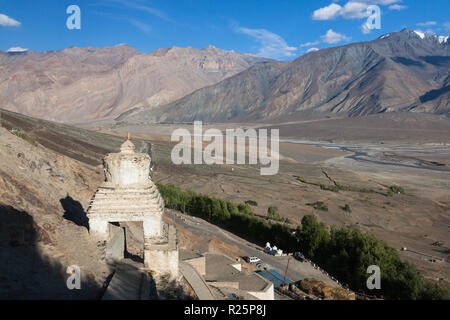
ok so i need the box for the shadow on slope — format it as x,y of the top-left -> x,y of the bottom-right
60,195 -> 90,231
0,204 -> 107,299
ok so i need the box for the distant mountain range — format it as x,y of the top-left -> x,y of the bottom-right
0,28 -> 448,126
0,45 -> 270,124
122,29 -> 449,124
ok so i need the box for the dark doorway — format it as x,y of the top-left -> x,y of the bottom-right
121,222 -> 144,263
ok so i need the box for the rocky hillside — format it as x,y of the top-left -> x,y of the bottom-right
0,108 -> 150,166
0,108 -> 154,299
0,126 -> 106,299
0,45 -> 270,124
122,29 -> 449,124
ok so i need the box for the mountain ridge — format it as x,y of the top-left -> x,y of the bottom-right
121,28 -> 450,124
0,44 -> 271,124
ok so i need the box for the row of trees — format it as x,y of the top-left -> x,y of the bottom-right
294,215 -> 449,299
157,183 -> 297,251
157,183 -> 449,300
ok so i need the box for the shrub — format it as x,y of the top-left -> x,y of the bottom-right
245,200 -> 258,206
389,185 -> 405,195
10,129 -> 38,146
238,203 -> 254,216
342,204 -> 352,213
307,201 -> 328,211
267,206 -> 279,218
296,176 -> 376,194
265,206 -> 291,223
321,184 -> 341,192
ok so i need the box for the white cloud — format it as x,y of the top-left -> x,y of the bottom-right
341,2 -> 372,19
234,26 -> 297,60
361,21 -> 372,34
93,11 -> 151,34
312,1 -> 406,34
314,0 -> 402,19
444,22 -> 450,32
312,3 -> 342,20
389,4 -> 407,11
306,48 -> 319,53
413,22 -> 449,37
321,29 -> 351,44
127,18 -> 151,34
299,29 -> 351,50
300,41 -> 320,47
312,1 -> 380,20
106,0 -> 170,21
416,21 -> 437,27
7,47 -> 28,53
0,13 -> 21,27
354,0 -> 399,4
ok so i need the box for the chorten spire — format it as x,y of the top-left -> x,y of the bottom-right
120,135 -> 135,154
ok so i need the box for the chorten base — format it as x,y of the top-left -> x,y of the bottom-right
144,224 -> 179,280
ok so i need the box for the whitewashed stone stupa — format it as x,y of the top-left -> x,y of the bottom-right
87,135 -> 178,279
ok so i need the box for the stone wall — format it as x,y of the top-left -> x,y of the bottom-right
144,248 -> 179,280
185,256 -> 206,276
248,282 -> 274,300
106,224 -> 125,262
144,224 -> 179,279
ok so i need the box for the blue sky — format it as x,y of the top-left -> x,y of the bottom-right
1,0 -> 449,60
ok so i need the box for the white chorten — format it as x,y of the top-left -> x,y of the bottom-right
87,136 -> 178,279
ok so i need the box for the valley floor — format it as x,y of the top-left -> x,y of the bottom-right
110,120 -> 450,285
1,110 -> 448,298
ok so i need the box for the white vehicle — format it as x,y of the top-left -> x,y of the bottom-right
264,242 -> 272,253
245,256 -> 261,264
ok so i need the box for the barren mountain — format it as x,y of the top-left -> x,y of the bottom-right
0,45 -> 270,124
122,29 -> 450,124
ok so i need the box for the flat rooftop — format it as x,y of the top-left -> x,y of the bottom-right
205,253 -> 269,292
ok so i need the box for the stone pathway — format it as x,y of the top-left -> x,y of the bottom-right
102,259 -> 146,300
180,262 -> 215,300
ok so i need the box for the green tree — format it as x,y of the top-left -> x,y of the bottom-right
156,183 -> 450,300
296,215 -> 329,259
267,206 -> 279,219
238,203 -> 254,216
